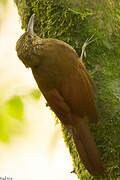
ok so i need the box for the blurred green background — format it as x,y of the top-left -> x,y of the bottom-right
0,0 -> 42,143
0,1 -> 76,180
0,0 -> 41,141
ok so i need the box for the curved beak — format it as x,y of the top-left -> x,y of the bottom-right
27,14 -> 35,35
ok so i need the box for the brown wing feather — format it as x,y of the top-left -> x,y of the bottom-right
58,61 -> 97,123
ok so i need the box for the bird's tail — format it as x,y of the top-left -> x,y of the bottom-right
72,116 -> 104,176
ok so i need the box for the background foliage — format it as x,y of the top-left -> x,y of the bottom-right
0,0 -> 8,24
0,88 -> 41,143
14,0 -> 120,179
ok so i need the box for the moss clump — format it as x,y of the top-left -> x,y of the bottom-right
14,0 -> 120,179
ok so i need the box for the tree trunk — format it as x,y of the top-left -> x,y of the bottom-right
14,0 -> 120,179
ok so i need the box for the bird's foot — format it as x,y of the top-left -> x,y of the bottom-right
80,34 -> 97,60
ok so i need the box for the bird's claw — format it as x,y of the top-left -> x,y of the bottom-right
80,34 -> 97,60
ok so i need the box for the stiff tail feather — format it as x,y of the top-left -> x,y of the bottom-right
72,116 -> 104,176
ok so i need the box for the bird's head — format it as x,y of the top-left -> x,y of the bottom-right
16,14 -> 41,68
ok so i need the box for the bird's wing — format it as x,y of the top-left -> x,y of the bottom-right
42,88 -> 73,127
33,39 -> 97,123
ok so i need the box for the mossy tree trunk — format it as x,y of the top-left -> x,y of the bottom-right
14,0 -> 120,179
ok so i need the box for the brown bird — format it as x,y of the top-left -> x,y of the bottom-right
16,14 -> 104,176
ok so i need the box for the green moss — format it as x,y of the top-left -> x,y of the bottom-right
15,0 -> 120,179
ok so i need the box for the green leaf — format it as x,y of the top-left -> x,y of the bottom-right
6,96 -> 24,121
